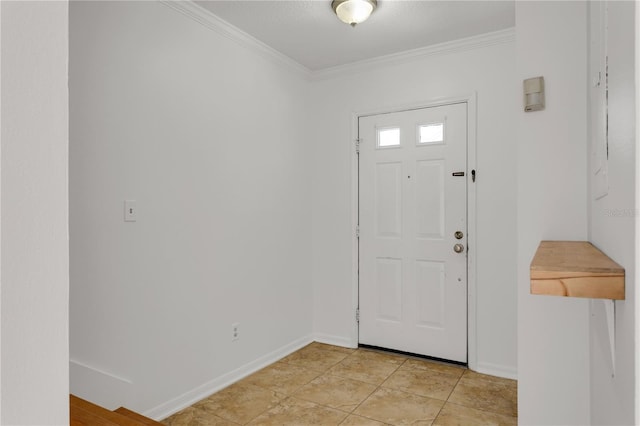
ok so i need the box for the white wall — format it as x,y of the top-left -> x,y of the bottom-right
310,38 -> 518,378
588,1 -> 636,425
69,1 -> 313,416
69,2 -> 637,423
1,1 -> 69,424
516,2 -> 590,425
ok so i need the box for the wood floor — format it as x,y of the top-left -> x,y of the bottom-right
70,395 -> 163,426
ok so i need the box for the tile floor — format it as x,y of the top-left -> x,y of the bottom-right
162,342 -> 517,426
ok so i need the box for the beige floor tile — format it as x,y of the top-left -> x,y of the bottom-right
161,406 -> 240,426
354,387 -> 444,426
193,382 -> 285,424
280,344 -> 350,371
241,362 -> 322,395
447,373 -> 517,417
166,347 -> 518,426
400,358 -> 466,379
352,349 -> 407,365
329,351 -> 405,385
382,367 -> 459,401
433,402 -> 517,426
248,396 -> 348,425
340,414 -> 389,425
293,374 -> 377,412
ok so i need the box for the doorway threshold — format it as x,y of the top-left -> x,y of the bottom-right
358,344 -> 468,368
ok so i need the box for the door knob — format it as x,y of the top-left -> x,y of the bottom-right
453,244 -> 464,253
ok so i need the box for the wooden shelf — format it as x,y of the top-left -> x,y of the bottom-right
530,241 -> 625,300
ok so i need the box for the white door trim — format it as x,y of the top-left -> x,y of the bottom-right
350,93 -> 478,371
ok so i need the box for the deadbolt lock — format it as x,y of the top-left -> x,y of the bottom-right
454,231 -> 464,240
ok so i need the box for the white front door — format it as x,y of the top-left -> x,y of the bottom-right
358,103 -> 468,363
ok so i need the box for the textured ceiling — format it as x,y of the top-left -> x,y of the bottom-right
195,0 -> 515,71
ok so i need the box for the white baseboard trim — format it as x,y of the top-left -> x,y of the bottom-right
311,334 -> 518,382
70,359 -> 133,410
144,334 -> 314,421
313,333 -> 357,349
474,361 -> 518,380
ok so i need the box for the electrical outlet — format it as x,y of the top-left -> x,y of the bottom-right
231,323 -> 240,341
124,200 -> 137,222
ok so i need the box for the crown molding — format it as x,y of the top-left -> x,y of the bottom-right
160,1 -> 515,82
160,0 -> 311,78
310,27 -> 516,81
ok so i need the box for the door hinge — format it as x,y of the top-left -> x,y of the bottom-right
356,308 -> 360,323
356,225 -> 360,239
355,139 -> 361,154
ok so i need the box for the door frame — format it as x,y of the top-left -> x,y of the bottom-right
350,93 -> 478,370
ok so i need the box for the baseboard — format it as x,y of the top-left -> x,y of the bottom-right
311,335 -> 517,381
474,361 -> 518,380
313,333 -> 357,349
70,359 -> 133,410
144,334 -> 314,421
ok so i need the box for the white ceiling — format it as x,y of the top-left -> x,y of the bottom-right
195,0 -> 515,71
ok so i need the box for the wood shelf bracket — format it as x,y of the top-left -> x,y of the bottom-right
604,299 -> 616,377
531,241 -> 624,377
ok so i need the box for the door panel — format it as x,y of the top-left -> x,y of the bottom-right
375,162 -> 403,238
415,260 -> 445,328
415,159 -> 445,239
375,258 -> 403,322
359,103 -> 468,362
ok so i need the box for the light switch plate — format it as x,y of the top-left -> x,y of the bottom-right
124,200 -> 137,222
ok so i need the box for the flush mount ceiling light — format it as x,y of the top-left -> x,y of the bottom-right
332,0 -> 377,27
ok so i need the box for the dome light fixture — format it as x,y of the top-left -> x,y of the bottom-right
332,0 -> 377,27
